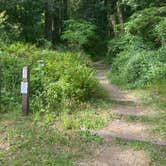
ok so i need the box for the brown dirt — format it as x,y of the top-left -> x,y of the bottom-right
94,120 -> 166,146
96,64 -> 139,103
0,120 -> 12,151
0,132 -> 9,151
108,105 -> 153,116
78,144 -> 150,166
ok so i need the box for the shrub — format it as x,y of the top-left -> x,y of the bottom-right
0,41 -> 100,113
125,6 -> 166,48
107,34 -> 147,62
0,42 -> 38,111
109,47 -> 166,88
155,18 -> 166,47
59,109 -> 108,130
107,6 -> 166,89
32,52 -> 99,113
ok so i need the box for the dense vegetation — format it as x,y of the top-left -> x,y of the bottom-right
0,42 -> 100,113
107,3 -> 166,105
0,0 -> 166,165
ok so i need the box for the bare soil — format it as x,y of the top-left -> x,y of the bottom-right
0,131 -> 9,151
78,144 -> 150,166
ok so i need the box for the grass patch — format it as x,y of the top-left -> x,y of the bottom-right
129,88 -> 166,140
122,115 -> 152,123
110,99 -> 137,106
58,109 -> 110,130
107,86 -> 166,140
0,109 -> 105,166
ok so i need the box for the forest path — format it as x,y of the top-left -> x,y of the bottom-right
78,62 -> 166,166
94,62 -> 166,146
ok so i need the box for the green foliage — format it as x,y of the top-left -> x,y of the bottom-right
155,18 -> 166,47
125,6 -> 166,48
0,43 -> 30,111
61,19 -> 107,58
150,80 -> 166,109
31,52 -> 99,113
0,111 -> 100,166
107,6 -> 166,62
109,47 -> 166,88
107,4 -> 166,91
80,130 -> 102,143
122,0 -> 165,10
61,19 -> 97,50
0,0 -> 44,42
107,34 -> 146,61
59,109 -> 108,130
0,42 -> 99,114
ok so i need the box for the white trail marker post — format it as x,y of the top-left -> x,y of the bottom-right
21,66 -> 29,115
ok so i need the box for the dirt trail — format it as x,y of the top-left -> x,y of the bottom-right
78,62 -> 166,166
96,65 -> 139,103
95,62 -> 166,146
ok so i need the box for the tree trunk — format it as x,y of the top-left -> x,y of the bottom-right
59,0 -> 63,38
110,15 -> 117,37
63,0 -> 68,20
117,1 -> 123,31
104,0 -> 109,37
45,0 -> 54,42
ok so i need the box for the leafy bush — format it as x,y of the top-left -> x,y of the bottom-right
0,42 -> 99,114
155,18 -> 166,47
0,45 -> 29,111
61,19 -> 107,59
59,109 -> 108,130
107,6 -> 166,91
107,34 -> 146,62
109,47 -> 166,88
31,52 -> 99,113
107,6 -> 166,63
125,6 -> 166,48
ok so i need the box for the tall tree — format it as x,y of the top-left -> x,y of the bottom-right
117,1 -> 124,31
104,0 -> 109,36
110,14 -> 117,37
63,0 -> 68,20
45,0 -> 54,42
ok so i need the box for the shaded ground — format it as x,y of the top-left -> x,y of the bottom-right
78,62 -> 166,166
